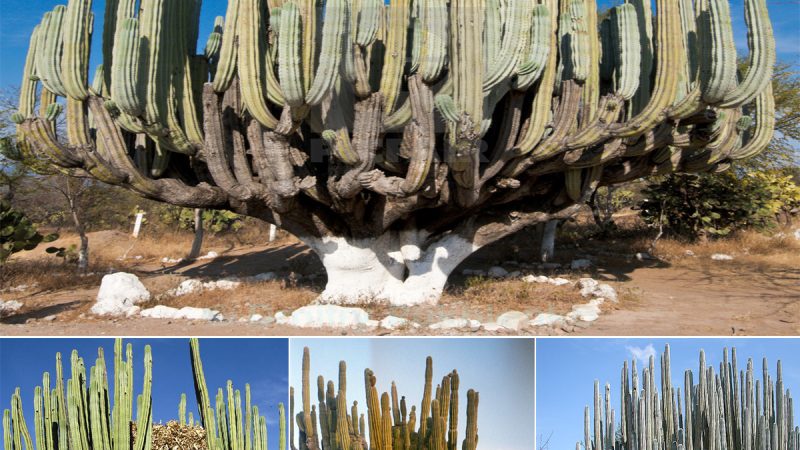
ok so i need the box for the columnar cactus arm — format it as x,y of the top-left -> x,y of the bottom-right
212,0 -> 240,92
483,0 -> 530,93
610,0 -> 681,138
731,83 -> 774,160
238,0 -> 279,128
36,7 -> 68,97
110,18 -> 144,117
630,0 -> 653,115
278,2 -> 305,108
513,5 -> 551,92
305,0 -> 347,106
699,0 -> 738,104
580,0 -> 600,125
418,0 -> 448,83
719,0 -> 775,108
378,0 -> 411,115
18,26 -> 41,119
61,0 -> 92,101
462,390 -> 478,450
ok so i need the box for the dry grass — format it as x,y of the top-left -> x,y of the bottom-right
0,259 -> 105,294
443,277 -> 587,316
649,228 -> 800,271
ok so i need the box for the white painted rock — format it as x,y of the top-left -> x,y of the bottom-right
487,266 -> 509,278
549,277 -> 571,286
530,313 -> 566,327
277,305 -> 374,328
578,278 -> 599,295
380,316 -> 410,330
197,251 -> 219,260
161,257 -> 184,264
636,252 -> 654,261
140,305 -> 223,321
794,229 -> 800,240
594,284 -> 618,302
684,250 -> 696,257
428,318 -> 470,330
567,303 -> 601,322
711,253 -> 734,261
522,275 -> 550,283
172,278 -> 242,296
91,273 -> 150,317
482,322 -> 505,332
571,259 -> 593,270
174,279 -> 204,296
0,300 -> 23,317
468,319 -> 482,331
497,311 -> 530,331
250,314 -> 264,322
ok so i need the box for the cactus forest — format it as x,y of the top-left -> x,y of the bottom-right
579,346 -> 797,450
11,0 -> 776,305
1,338 -> 287,450
291,347 -> 479,450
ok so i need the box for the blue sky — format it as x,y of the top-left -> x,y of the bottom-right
0,338 -> 288,449
0,0 -> 798,87
291,338 -> 536,450
537,338 -> 800,450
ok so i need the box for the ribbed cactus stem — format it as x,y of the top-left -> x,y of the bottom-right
305,0 -> 347,106
61,0 -> 92,100
278,2 -> 304,108
699,0 -> 738,103
513,5 -> 550,91
238,0 -> 279,129
110,18 -> 143,117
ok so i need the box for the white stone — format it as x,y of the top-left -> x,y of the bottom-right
530,313 -> 566,327
481,322 -> 505,332
567,303 -> 602,322
635,252 -> 653,261
140,305 -> 223,321
468,319 -> 482,331
594,284 -> 618,302
578,278 -> 617,302
793,229 -> 800,240
428,318 -> 470,330
92,273 -> 150,317
171,278 -> 242,296
570,259 -> 593,270
487,266 -> 510,278
197,251 -> 219,260
173,279 -> 204,296
711,253 -> 734,261
380,315 -> 410,330
277,305 -> 373,328
250,314 -> 264,322
578,278 -> 600,296
522,275 -> 550,283
161,257 -> 184,264
496,311 -> 530,331
549,277 -> 571,286
684,250 -> 696,257
0,300 -> 23,317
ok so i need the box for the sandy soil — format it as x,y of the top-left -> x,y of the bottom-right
1,230 -> 798,336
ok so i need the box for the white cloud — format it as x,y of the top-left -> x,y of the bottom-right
626,344 -> 657,365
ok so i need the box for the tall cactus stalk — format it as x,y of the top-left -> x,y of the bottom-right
13,0 -> 776,306
578,345 -> 798,450
293,347 -> 480,450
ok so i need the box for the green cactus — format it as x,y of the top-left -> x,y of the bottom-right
0,201 -> 57,264
578,345 -> 797,450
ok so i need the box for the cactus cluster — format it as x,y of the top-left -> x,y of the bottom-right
292,347 -> 479,450
2,339 -> 286,450
189,338 -> 287,450
11,0 -> 777,302
2,339 -> 152,450
578,345 -> 798,450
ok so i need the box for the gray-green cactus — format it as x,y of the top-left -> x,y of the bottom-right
13,0 -> 776,306
579,345 -> 798,450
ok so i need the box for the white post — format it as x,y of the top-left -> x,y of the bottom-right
132,212 -> 145,238
269,224 -> 277,242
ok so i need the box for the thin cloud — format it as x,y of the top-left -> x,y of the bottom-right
626,344 -> 656,365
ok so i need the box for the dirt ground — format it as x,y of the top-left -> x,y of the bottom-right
1,223 -> 799,337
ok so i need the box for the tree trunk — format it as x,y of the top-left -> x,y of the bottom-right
66,185 -> 88,273
303,231 -> 479,306
188,208 -> 204,259
540,220 -> 559,262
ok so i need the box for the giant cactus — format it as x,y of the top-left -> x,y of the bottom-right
292,347 -> 479,450
578,345 -> 798,450
13,0 -> 776,306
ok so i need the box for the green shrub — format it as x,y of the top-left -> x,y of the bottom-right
0,201 -> 57,263
639,170 -> 800,240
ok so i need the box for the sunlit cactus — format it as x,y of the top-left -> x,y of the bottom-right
12,0 -> 776,306
292,347 -> 479,450
579,345 -> 798,450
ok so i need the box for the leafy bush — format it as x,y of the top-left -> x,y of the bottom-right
0,201 -> 57,263
159,206 -> 244,234
639,171 -> 800,240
